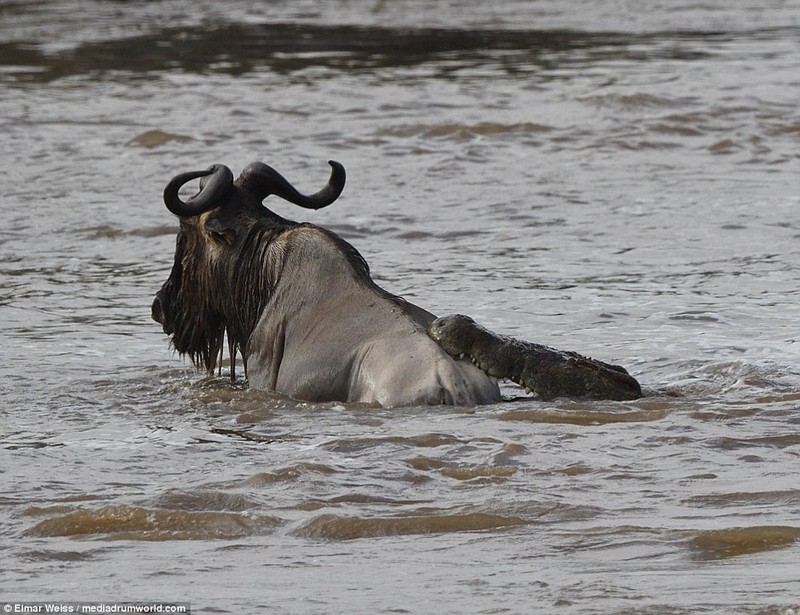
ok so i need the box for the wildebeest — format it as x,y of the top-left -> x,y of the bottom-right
152,159 -> 641,406
151,160 -> 501,406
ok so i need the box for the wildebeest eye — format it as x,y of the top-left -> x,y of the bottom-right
204,218 -> 236,244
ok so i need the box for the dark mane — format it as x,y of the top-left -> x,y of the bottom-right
225,222 -> 287,368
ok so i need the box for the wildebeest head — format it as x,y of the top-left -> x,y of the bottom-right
152,160 -> 346,374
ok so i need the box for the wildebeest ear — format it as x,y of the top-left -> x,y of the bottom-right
204,217 -> 237,244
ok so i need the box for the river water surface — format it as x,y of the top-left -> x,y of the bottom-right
2,1 -> 799,613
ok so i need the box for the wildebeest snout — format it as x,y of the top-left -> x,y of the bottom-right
151,291 -> 167,328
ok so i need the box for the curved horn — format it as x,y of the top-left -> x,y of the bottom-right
163,164 -> 234,217
239,160 -> 346,210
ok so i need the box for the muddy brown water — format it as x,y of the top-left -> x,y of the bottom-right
2,1 -> 799,613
